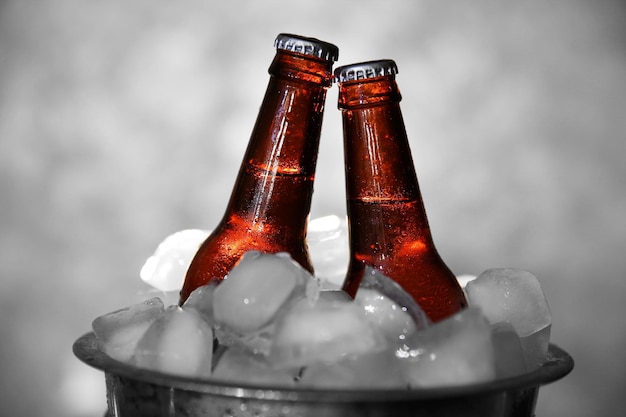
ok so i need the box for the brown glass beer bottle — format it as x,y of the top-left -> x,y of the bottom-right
335,59 -> 466,322
179,34 -> 338,304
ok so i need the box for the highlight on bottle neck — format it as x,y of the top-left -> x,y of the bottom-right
333,59 -> 402,108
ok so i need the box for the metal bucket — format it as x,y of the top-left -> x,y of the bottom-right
73,332 -> 573,417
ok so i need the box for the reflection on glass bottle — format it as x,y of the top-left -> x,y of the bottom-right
180,34 -> 338,304
336,59 -> 467,322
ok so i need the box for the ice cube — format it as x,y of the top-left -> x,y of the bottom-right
140,229 -> 209,292
308,215 -> 349,288
299,349 -> 407,389
317,289 -> 352,304
92,297 -> 164,363
354,287 -> 419,345
133,306 -> 214,378
213,251 -> 317,334
456,274 -> 477,289
356,267 -> 430,335
401,308 -> 496,388
491,322 -> 527,378
465,268 -> 551,367
212,347 -> 300,387
520,325 -> 552,369
268,297 -> 385,369
182,280 -> 219,323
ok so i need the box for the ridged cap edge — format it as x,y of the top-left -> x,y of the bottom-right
274,33 -> 339,62
333,59 -> 398,83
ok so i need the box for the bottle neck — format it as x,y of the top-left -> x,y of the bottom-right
340,75 -> 445,303
269,49 -> 335,88
224,50 -> 333,233
245,51 -> 332,178
340,75 -> 436,263
339,76 -> 421,203
337,71 -> 467,321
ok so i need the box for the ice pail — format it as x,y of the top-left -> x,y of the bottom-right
73,332 -> 573,417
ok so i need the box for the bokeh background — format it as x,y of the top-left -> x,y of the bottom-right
1,0 -> 624,416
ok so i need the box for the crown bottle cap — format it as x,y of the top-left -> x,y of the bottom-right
274,33 -> 339,62
334,59 -> 398,83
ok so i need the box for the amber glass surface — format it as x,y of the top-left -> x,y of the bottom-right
179,45 -> 335,303
339,69 -> 467,322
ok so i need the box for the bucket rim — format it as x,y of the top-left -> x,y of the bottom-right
73,331 -> 573,403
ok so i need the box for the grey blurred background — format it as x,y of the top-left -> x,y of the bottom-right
1,0 -> 624,416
